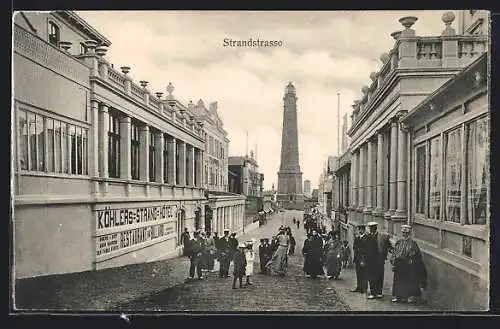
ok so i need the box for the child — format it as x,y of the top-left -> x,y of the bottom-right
341,240 -> 352,269
244,240 -> 255,285
232,243 -> 247,289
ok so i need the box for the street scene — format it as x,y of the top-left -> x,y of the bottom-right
12,10 -> 490,313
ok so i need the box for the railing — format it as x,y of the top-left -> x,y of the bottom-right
417,37 -> 443,59
351,34 -> 489,128
107,67 -> 126,91
149,96 -> 161,109
130,83 -> 145,99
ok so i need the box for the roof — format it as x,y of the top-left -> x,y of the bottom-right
228,155 -> 258,167
56,11 -> 112,46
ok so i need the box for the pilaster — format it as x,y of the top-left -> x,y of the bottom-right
119,116 -> 132,180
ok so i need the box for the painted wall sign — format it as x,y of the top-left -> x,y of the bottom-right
94,204 -> 178,259
96,205 -> 175,230
96,221 -> 176,257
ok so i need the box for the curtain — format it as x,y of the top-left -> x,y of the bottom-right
467,117 -> 489,225
445,128 -> 462,223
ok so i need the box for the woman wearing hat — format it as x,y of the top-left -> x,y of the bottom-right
265,228 -> 290,276
390,225 -> 428,303
324,231 -> 343,279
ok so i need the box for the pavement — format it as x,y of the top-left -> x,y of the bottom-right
14,210 -> 433,312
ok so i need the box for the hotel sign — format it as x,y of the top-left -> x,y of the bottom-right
95,205 -> 177,259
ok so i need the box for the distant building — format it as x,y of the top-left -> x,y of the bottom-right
228,151 -> 264,227
303,179 -> 311,198
194,100 -> 246,235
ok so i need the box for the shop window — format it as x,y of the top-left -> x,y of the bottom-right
163,135 -> 169,183
108,112 -> 121,178
444,128 -> 462,223
149,130 -> 155,182
131,122 -> 140,180
185,146 -> 190,186
466,116 -> 489,225
428,136 -> 441,220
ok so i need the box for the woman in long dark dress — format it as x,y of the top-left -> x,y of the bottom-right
324,232 -> 343,279
390,225 -> 428,303
302,230 -> 324,278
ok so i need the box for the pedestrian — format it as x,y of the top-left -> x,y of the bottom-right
181,228 -> 191,256
265,228 -> 289,276
390,225 -> 427,303
188,231 -> 203,280
218,229 -> 232,278
229,232 -> 239,257
232,243 -> 247,289
351,224 -> 368,294
324,231 -> 343,279
244,240 -> 255,285
199,231 -> 210,280
258,238 -> 266,274
288,232 -> 296,255
341,240 -> 352,269
364,222 -> 393,299
293,217 -> 296,225
302,229 -> 324,279
205,231 -> 217,272
262,238 -> 273,274
296,219 -> 300,230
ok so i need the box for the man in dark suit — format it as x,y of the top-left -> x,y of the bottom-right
218,229 -> 232,278
351,224 -> 368,294
365,222 -> 393,299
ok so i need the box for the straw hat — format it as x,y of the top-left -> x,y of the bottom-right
238,243 -> 246,248
401,225 -> 412,233
367,221 -> 378,227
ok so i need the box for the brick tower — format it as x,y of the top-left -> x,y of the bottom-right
277,82 -> 304,210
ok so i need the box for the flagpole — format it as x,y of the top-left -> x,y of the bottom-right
337,92 -> 341,156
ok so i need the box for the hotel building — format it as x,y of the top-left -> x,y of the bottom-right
12,11 -> 243,279
345,11 -> 489,309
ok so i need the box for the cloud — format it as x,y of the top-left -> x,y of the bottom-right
76,10 -> 457,189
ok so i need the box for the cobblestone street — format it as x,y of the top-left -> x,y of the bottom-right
116,211 -> 431,312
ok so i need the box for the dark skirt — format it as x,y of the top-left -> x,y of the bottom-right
392,262 -> 423,298
303,255 -> 324,276
325,252 -> 342,277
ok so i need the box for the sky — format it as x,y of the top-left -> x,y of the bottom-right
77,10 -> 458,190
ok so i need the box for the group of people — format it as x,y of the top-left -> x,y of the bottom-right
301,229 -> 352,280
257,225 -> 297,277
351,222 -> 428,303
181,227 -> 257,288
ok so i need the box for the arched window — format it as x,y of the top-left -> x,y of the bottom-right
48,21 -> 60,46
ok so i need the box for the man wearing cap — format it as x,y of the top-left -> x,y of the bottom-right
351,224 -> 368,294
364,222 -> 393,299
389,225 -> 427,303
218,229 -> 232,278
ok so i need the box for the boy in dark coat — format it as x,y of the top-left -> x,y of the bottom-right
232,244 -> 247,289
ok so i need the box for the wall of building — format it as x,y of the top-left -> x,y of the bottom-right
13,16 -> 209,279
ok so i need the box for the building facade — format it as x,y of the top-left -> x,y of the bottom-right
193,100 -> 245,236
346,12 -> 489,310
401,53 -> 489,310
228,153 -> 264,227
277,82 -> 304,210
12,11 -> 244,279
303,179 -> 312,198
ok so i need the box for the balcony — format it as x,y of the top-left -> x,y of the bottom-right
350,12 -> 489,127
